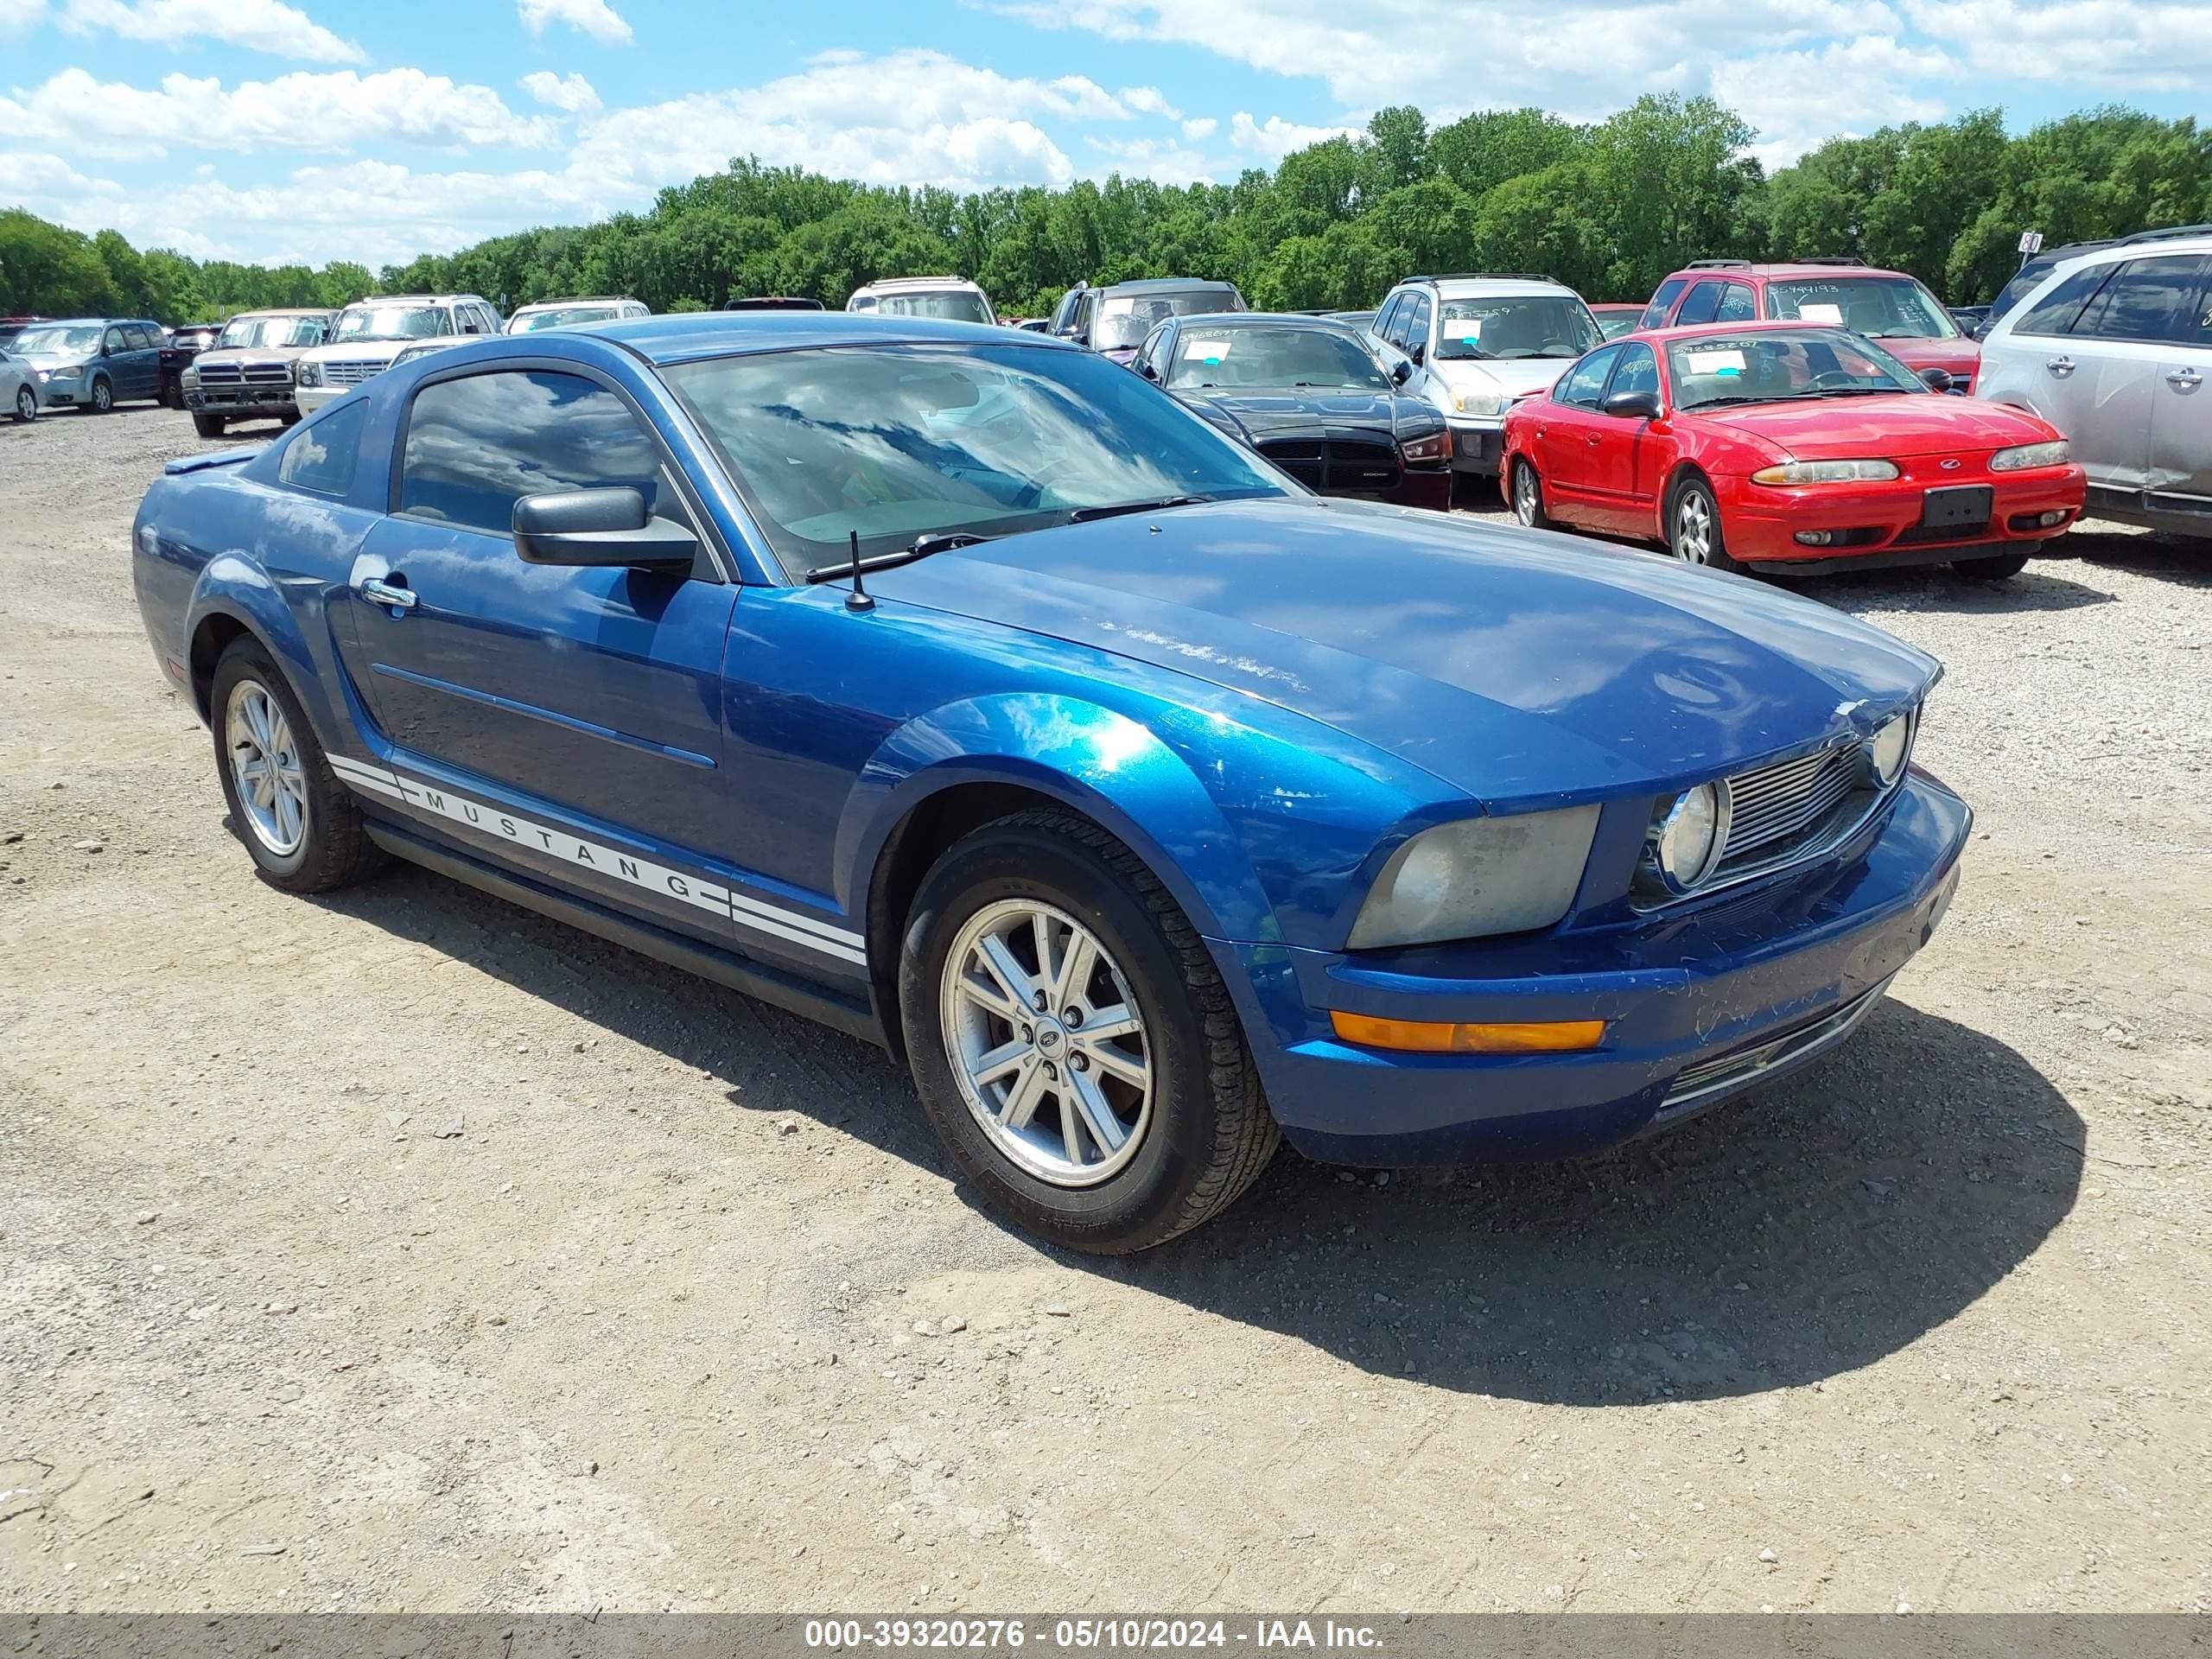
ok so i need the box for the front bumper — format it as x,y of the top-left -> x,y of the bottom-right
1446,420 -> 1503,474
186,385 -> 298,416
37,377 -> 87,405
1721,466 -> 2084,568
293,383 -> 348,415
1214,769 -> 1971,1165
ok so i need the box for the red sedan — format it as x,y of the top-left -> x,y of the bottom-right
1500,321 -> 2084,581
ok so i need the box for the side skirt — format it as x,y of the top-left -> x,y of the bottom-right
365,819 -> 889,1051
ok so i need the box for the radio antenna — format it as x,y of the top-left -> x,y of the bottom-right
844,528 -> 874,613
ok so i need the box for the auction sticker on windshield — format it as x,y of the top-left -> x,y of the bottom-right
1797,302 -> 1844,324
1684,347 -> 1746,376
1182,334 -> 1233,363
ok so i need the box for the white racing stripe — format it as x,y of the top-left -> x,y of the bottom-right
326,753 -> 867,966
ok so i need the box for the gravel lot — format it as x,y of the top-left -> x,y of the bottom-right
3,406 -> 2209,1615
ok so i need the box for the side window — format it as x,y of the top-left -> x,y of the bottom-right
1674,281 -> 1726,327
1640,277 -> 1688,329
1606,341 -> 1659,401
397,370 -> 671,537
1556,345 -> 1623,409
2013,264 -> 2118,337
279,400 -> 370,498
1370,295 -> 1402,346
2069,256 -> 2208,345
455,307 -> 486,336
103,327 -> 127,354
1716,283 -> 1758,322
1402,294 -> 1432,356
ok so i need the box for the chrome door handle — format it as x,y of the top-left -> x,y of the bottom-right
2046,356 -> 2075,377
359,575 -> 416,611
2167,366 -> 2202,389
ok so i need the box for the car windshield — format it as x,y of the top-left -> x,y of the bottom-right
1164,325 -> 1389,391
1765,276 -> 1960,339
868,291 -> 994,324
665,341 -> 1286,568
12,324 -> 102,355
512,305 -> 624,333
1593,310 -> 1642,340
1095,289 -> 1242,351
1435,297 -> 1601,360
332,304 -> 451,343
218,315 -> 325,348
1667,328 -> 1926,411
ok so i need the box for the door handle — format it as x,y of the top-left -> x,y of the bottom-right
2045,356 -> 2075,377
2167,366 -> 2202,389
359,575 -> 416,612
1586,434 -> 1602,445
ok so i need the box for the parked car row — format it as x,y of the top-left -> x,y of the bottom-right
131,308 -> 1972,1253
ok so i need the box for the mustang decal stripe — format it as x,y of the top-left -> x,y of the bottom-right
326,754 -> 867,966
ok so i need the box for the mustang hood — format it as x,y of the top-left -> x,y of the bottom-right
1704,394 -> 2052,459
868,499 -> 1938,810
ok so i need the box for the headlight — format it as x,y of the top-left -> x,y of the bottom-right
1347,805 -> 1600,950
1400,429 -> 1452,466
1637,784 -> 1725,899
181,365 -> 200,387
1452,389 -> 1505,417
1989,439 -> 2068,472
296,362 -> 322,387
1867,709 -> 1914,787
1751,459 -> 1900,485
42,365 -> 79,382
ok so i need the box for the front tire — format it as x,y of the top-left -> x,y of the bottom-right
1952,550 -> 2031,581
84,375 -> 113,414
899,810 -> 1278,1254
1667,474 -> 1739,572
12,385 -> 34,423
209,637 -> 388,893
191,410 -> 226,440
1510,455 -> 1550,530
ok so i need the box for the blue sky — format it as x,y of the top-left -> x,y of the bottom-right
2,0 -> 2205,268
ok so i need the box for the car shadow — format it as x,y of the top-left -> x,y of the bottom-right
315,861 -> 2080,1407
1775,561 -> 2114,614
2066,525 -> 2212,590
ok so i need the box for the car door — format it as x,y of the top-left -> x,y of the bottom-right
2144,257 -> 2212,524
1580,340 -> 1666,534
2026,254 -> 2202,501
1533,345 -> 1622,522
339,363 -> 742,944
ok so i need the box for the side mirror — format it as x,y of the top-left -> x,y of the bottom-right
1071,331 -> 1090,347
512,487 -> 696,575
1601,388 -> 1662,420
1918,366 -> 1955,393
1138,360 -> 1159,380
1407,341 -> 1426,367
1389,358 -> 1414,385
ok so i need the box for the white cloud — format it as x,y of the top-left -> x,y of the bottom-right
1229,111 -> 1361,161
517,0 -> 631,46
1712,35 -> 1955,168
1180,116 -> 1217,142
57,0 -> 361,61
1900,0 -> 2212,90
1,0 -> 45,31
1084,133 -> 1216,186
1046,74 -> 1129,120
519,70 -> 601,113
0,67 -> 558,159
1118,84 -> 1180,118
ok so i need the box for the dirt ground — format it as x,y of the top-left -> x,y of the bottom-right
3,406 -> 2209,1617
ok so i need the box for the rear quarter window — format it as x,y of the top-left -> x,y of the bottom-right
278,400 -> 370,499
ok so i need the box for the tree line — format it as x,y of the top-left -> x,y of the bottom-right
3,97 -> 2205,327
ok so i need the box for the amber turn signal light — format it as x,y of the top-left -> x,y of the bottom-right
1328,1011 -> 1607,1054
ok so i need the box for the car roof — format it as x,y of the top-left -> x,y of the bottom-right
1166,311 -> 1357,332
341,293 -> 483,306
30,316 -> 157,328
591,311 -> 1074,365
1632,319 -> 1872,344
1408,275 -> 1577,297
231,307 -> 332,318
513,296 -> 633,308
855,276 -> 985,291
1669,262 -> 1917,282
1097,277 -> 1238,296
2046,230 -> 2212,269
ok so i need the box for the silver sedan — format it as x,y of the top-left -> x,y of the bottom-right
1,348 -> 41,423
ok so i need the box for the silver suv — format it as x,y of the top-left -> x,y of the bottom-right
1974,232 -> 2211,537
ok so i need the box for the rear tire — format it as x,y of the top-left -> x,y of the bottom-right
898,809 -> 1278,1254
1510,455 -> 1551,530
209,637 -> 389,894
1667,474 -> 1740,573
191,410 -> 226,440
1952,550 -> 2031,581
11,385 -> 34,423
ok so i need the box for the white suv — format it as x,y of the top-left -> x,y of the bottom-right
295,294 -> 502,415
1364,276 -> 1605,481
847,276 -> 997,326
1974,232 -> 2211,538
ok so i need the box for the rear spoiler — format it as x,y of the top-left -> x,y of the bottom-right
163,446 -> 260,476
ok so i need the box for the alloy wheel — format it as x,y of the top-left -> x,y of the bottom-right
1514,462 -> 1540,525
14,386 -> 33,423
225,679 -> 308,857
1674,488 -> 1714,563
938,899 -> 1153,1187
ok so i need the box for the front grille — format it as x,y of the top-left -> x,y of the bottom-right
194,360 -> 293,387
1256,435 -> 1402,496
321,359 -> 386,387
1719,741 -> 1864,868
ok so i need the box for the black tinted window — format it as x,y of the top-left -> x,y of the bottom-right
399,370 -> 665,535
1608,342 -> 1659,399
1556,346 -> 1622,408
2070,256 -> 2207,344
1640,277 -> 1687,329
1674,281 -> 1726,327
2012,264 -> 2115,337
278,400 -> 369,498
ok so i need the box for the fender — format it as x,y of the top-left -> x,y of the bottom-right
184,550 -> 355,749
838,693 -> 1282,945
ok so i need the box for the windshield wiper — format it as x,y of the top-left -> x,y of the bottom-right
1684,395 -> 1770,409
802,530 -> 994,584
1066,494 -> 1209,524
1800,387 -> 1902,397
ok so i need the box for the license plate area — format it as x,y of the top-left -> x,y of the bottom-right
1920,485 -> 1993,529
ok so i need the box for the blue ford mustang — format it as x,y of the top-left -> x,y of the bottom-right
131,314 -> 1970,1254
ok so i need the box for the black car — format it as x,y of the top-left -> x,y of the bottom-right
1048,277 -> 1246,365
168,322 -> 223,355
1131,313 -> 1453,509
